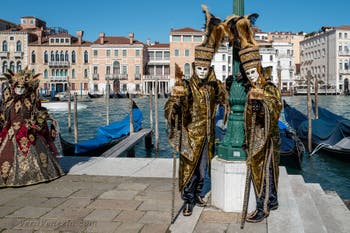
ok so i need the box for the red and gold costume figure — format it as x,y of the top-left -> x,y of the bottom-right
0,68 -> 64,187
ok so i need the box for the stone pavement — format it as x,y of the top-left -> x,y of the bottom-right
0,174 -> 266,233
0,157 -> 267,233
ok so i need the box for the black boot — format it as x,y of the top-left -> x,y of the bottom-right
195,194 -> 206,207
182,202 -> 193,216
247,195 -> 268,223
246,209 -> 269,223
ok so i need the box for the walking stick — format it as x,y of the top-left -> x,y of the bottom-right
240,111 -> 256,229
171,100 -> 182,224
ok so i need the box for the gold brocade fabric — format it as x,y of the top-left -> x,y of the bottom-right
245,83 -> 282,198
165,68 -> 229,192
0,89 -> 64,187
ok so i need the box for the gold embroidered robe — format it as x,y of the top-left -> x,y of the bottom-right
244,82 -> 282,198
165,68 -> 229,191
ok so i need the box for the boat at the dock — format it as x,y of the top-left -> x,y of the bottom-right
59,103 -> 143,156
279,121 -> 305,169
283,100 -> 350,160
42,101 -> 88,112
215,108 -> 304,169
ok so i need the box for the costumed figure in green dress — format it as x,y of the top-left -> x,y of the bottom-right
0,67 -> 64,187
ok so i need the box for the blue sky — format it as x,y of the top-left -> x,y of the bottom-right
2,0 -> 350,43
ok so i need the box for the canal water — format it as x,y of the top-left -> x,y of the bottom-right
49,95 -> 350,202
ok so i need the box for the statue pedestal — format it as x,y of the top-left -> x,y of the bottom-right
211,156 -> 256,212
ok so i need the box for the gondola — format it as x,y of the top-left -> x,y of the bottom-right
59,102 -> 143,156
215,105 -> 304,169
88,92 -> 104,98
279,121 -> 305,169
283,100 -> 350,161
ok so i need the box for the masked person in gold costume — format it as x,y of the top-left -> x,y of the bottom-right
165,45 -> 229,216
238,46 -> 282,223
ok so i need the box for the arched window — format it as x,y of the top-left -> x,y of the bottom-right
113,61 -> 120,74
84,69 -> 88,78
9,61 -> 15,72
51,51 -> 54,61
2,61 -> 8,73
184,63 -> 191,76
44,69 -> 48,78
60,51 -> 64,61
55,51 -> 59,61
51,69 -> 55,76
2,41 -> 7,51
16,61 -> 21,71
84,51 -> 88,63
71,51 -> 76,63
44,51 -> 48,63
31,51 -> 36,63
16,41 -> 22,52
65,51 -> 69,61
72,69 -> 76,78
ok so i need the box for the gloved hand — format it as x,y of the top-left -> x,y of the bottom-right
173,103 -> 182,115
252,100 -> 262,113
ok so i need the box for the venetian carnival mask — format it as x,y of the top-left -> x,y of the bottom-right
4,67 -> 40,97
245,67 -> 259,83
195,65 -> 209,79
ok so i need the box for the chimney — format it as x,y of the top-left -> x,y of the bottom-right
77,30 -> 84,45
99,32 -> 105,45
37,28 -> 43,45
129,32 -> 134,44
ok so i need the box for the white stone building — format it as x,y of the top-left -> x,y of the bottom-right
300,26 -> 350,95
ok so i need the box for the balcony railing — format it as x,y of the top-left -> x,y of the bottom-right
49,76 -> 69,82
14,51 -> 23,58
338,51 -> 350,56
142,75 -> 170,80
93,73 -> 99,80
48,61 -> 70,67
135,74 -> 141,80
111,74 -> 128,80
0,52 -> 8,58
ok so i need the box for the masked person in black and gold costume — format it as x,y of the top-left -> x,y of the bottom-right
165,4 -> 230,217
239,46 -> 282,223
165,48 -> 229,216
0,68 -> 64,187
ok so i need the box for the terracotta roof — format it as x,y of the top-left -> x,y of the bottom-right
92,36 -> 143,45
47,32 -> 71,38
336,25 -> 350,30
148,43 -> 169,48
171,27 -> 202,33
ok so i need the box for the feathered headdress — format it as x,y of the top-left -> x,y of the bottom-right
3,66 -> 40,96
223,13 -> 259,49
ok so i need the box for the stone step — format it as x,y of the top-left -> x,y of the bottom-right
306,183 -> 350,233
289,175 -> 327,233
268,167 -> 304,233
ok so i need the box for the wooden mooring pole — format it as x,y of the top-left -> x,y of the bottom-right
129,95 -> 134,134
155,79 -> 159,151
67,77 -> 71,132
74,93 -> 78,143
106,76 -> 110,125
307,71 -> 312,153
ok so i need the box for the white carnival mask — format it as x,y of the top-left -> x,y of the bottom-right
195,65 -> 209,79
245,67 -> 259,83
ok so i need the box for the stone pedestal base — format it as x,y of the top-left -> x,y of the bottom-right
211,156 -> 256,212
